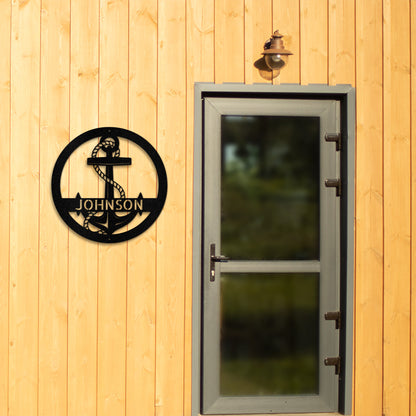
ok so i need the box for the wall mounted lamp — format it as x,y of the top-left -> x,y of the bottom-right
262,30 -> 292,71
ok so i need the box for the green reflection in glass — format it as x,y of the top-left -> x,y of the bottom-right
220,273 -> 319,396
221,115 -> 320,260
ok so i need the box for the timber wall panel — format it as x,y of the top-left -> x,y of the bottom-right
0,0 -> 10,415
68,1 -> 99,415
0,1 -> 416,415
97,1 -> 129,415
272,0 -> 300,84
412,2 -> 416,414
328,0 -> 355,86
300,0 -> 327,84
354,1 -> 384,415
126,1 -> 157,415
383,1 -> 411,415
244,0 -> 272,84
155,1 -> 186,415
9,1 -> 40,415
38,0 -> 69,414
214,0 -> 244,83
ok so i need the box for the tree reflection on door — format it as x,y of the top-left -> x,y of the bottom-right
219,115 -> 321,396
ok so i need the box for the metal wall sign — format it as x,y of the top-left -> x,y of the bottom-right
52,127 -> 167,243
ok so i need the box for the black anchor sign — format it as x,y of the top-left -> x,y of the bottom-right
52,127 -> 167,243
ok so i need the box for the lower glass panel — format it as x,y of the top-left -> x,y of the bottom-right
220,273 -> 319,396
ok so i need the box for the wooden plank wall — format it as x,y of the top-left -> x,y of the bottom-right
0,0 -> 413,415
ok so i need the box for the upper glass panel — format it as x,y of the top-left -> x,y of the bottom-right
221,115 -> 320,261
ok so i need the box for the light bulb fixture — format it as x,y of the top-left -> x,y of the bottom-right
262,30 -> 292,71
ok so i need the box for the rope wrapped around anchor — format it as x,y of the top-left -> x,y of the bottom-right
84,138 -> 126,233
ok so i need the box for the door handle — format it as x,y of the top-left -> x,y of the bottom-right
210,243 -> 229,281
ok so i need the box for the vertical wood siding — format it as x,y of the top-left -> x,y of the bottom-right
39,1 -> 69,415
355,0 -> 383,415
0,1 -> 10,415
383,2 -> 411,416
126,1 -> 157,415
68,2 -> 99,415
9,1 -> 40,415
0,1 -> 413,415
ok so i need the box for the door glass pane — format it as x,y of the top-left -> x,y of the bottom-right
220,273 -> 319,396
221,116 -> 320,260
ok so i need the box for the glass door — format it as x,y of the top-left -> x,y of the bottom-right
202,98 -> 340,414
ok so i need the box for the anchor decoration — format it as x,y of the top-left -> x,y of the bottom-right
52,127 -> 167,243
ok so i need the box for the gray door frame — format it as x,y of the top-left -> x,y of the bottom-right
192,83 -> 355,416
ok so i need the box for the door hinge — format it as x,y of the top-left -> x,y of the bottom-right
325,178 -> 341,197
324,356 -> 341,375
325,311 -> 341,329
325,133 -> 341,151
